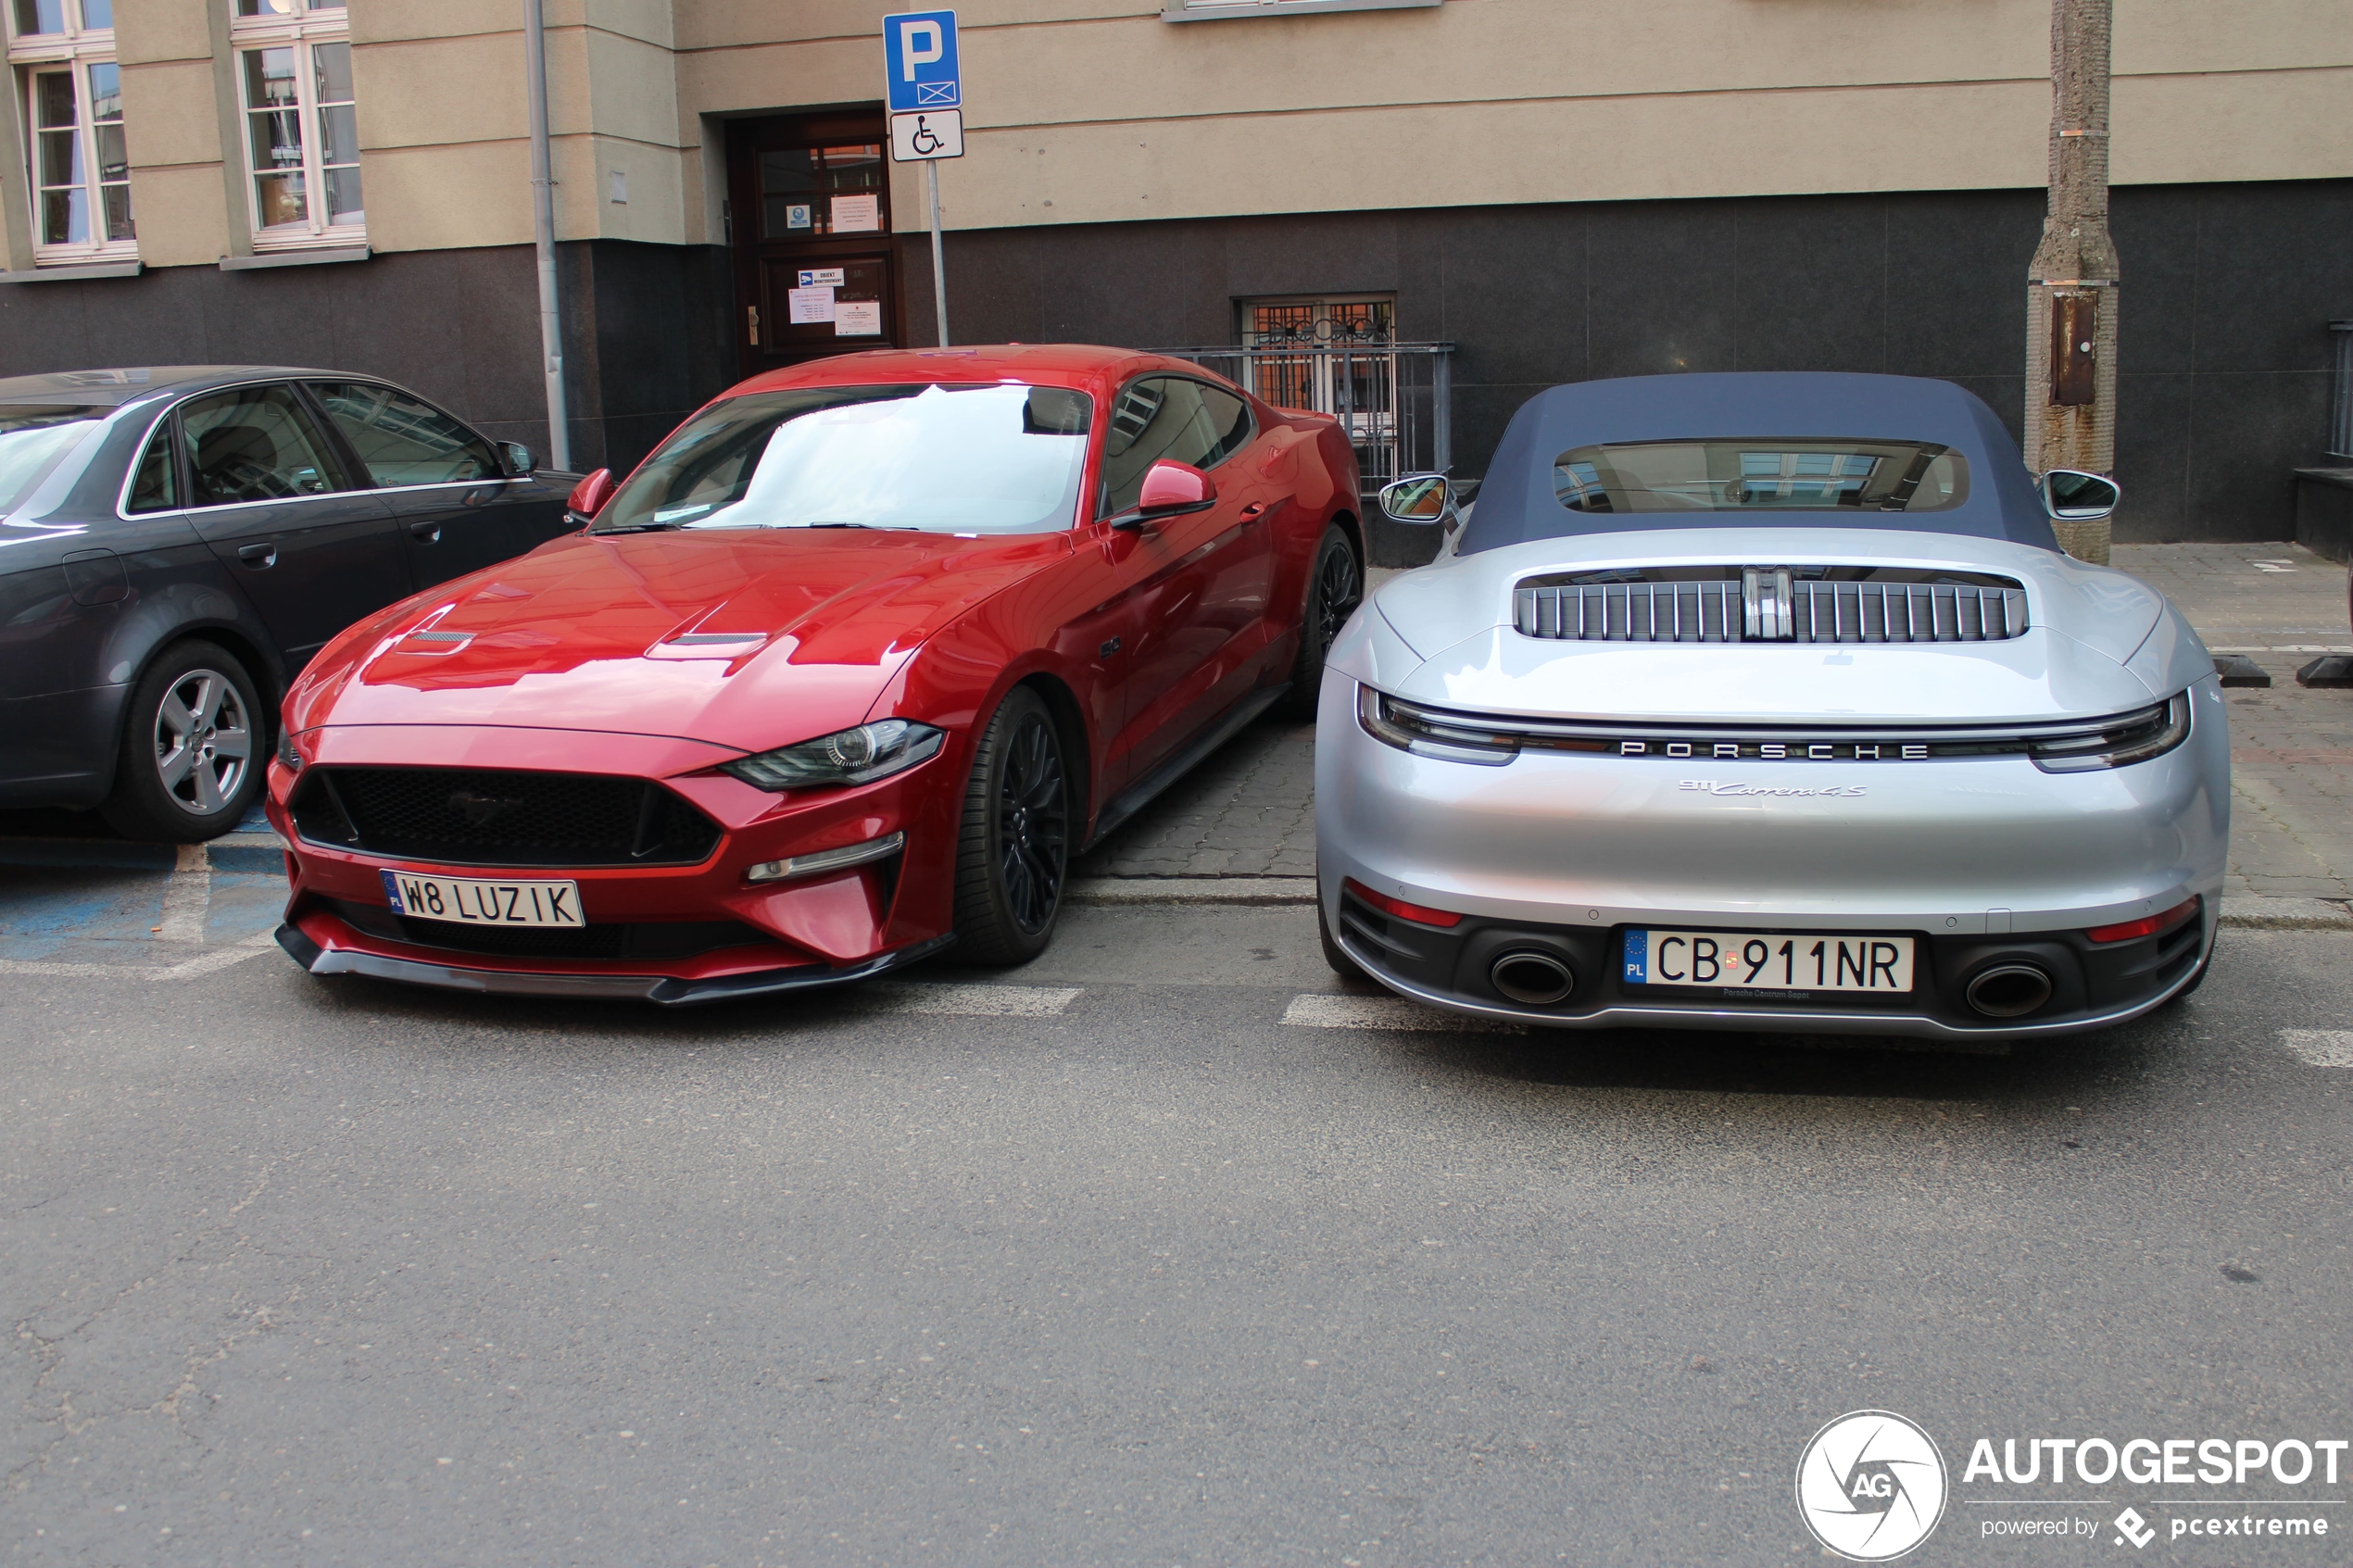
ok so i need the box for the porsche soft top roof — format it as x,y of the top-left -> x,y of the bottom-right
1457,372 -> 2059,555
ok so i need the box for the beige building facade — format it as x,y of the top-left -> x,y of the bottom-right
6,0 -> 2349,542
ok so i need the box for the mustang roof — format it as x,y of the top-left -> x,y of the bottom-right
1458,371 -> 2060,556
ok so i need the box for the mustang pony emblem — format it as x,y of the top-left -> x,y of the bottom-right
447,789 -> 526,828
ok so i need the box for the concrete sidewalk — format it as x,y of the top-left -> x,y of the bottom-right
1071,544 -> 2353,927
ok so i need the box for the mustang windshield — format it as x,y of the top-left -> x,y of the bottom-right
595,383 -> 1094,536
1554,440 -> 1969,515
0,405 -> 107,517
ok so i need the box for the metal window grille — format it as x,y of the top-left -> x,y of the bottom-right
1152,307 -> 1453,492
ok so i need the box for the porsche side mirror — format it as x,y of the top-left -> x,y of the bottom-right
500,441 -> 536,477
566,467 -> 615,526
2040,469 -> 2120,521
1108,459 -> 1217,529
1379,473 -> 1453,525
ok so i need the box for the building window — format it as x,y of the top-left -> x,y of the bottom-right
229,0 -> 360,248
6,0 -> 135,263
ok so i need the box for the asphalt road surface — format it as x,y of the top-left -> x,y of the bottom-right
5,903 -> 2350,1565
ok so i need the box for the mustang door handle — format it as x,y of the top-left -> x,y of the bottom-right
410,521 -> 444,544
1239,502 -> 1268,519
236,543 -> 278,568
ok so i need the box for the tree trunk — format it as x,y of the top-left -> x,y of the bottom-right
2025,0 -> 2120,563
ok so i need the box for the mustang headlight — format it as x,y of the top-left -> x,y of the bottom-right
721,719 -> 946,791
275,727 -> 304,773
2028,693 -> 2191,773
1357,685 -> 1519,766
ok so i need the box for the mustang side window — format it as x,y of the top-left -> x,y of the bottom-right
308,381 -> 497,486
177,383 -> 347,506
1099,377 -> 1252,516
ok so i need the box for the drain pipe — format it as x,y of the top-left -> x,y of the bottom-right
523,0 -> 570,470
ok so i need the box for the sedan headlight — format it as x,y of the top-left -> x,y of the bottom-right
720,719 -> 946,791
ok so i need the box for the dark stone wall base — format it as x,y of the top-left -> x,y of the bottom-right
2296,470 -> 2353,564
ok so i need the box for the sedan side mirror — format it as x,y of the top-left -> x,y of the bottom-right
1107,459 -> 1217,530
1379,472 -> 1454,525
500,441 -> 536,477
2040,469 -> 2120,521
566,467 -> 615,526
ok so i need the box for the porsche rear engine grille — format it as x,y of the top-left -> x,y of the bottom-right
290,767 -> 723,868
1514,567 -> 2028,644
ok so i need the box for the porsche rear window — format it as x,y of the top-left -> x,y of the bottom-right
1554,440 -> 1969,515
594,383 -> 1095,536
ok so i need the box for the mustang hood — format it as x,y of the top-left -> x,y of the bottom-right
288,529 -> 1072,751
1343,528 -> 2183,724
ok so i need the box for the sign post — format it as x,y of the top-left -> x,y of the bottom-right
883,9 -> 963,349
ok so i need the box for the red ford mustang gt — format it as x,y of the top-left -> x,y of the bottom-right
265,345 -> 1365,1002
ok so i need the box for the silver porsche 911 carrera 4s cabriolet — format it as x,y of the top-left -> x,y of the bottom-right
1316,371 -> 2226,1042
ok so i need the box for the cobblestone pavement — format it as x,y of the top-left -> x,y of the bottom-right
2119,541 -> 2353,899
1080,547 -> 2353,899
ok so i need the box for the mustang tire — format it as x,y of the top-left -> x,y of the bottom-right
1281,522 -> 1363,719
952,685 -> 1073,965
101,640 -> 265,844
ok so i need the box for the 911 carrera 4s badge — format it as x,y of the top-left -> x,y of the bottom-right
1679,780 -> 1868,797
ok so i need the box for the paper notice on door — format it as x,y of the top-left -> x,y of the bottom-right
834,300 -> 883,336
830,194 -> 881,233
787,285 -> 836,325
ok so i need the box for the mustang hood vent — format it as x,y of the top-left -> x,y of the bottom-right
1514,566 -> 2028,645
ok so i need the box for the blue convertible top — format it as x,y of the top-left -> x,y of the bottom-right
1456,372 -> 2059,555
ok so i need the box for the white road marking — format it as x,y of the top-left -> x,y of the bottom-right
154,842 -> 211,943
2280,1029 -> 2353,1068
0,929 -> 281,983
1281,993 -> 1525,1034
861,982 -> 1083,1017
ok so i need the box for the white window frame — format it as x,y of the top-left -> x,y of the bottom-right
228,0 -> 361,251
6,0 -> 136,265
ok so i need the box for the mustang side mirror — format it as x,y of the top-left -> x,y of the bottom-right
1108,459 -> 1217,530
566,468 -> 615,527
1379,472 -> 1454,525
2040,469 -> 2120,521
500,441 -> 536,477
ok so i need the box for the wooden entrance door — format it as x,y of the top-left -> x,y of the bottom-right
725,111 -> 900,381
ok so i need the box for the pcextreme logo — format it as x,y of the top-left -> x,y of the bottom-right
1796,1410 -> 1950,1561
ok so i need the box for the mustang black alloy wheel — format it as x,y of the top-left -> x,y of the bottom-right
100,639 -> 266,843
1282,521 -> 1364,718
953,685 -> 1072,963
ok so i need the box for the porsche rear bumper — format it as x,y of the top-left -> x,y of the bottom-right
1314,671 -> 2230,1041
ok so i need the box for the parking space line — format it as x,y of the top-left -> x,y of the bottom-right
2280,1029 -> 2353,1068
0,929 -> 281,984
155,843 -> 211,943
860,982 -> 1084,1017
1281,993 -> 1525,1034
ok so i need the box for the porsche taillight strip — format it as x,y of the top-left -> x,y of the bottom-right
1514,571 -> 2029,644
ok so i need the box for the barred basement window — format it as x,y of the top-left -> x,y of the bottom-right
230,0 -> 362,248
6,0 -> 135,263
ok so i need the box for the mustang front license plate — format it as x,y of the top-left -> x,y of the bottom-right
1624,929 -> 1914,993
380,869 -> 585,928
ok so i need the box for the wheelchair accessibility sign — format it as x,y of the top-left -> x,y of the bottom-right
890,109 -> 963,162
883,9 -> 961,111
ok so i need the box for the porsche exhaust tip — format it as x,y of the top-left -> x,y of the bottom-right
1491,951 -> 1575,1007
1966,963 -> 2054,1019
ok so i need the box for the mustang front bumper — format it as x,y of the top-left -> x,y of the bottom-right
1315,672 -> 2231,1040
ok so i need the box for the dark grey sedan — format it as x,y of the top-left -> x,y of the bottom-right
0,367 -> 581,841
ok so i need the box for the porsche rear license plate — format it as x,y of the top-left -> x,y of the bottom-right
1624,929 -> 1913,993
381,869 -> 584,928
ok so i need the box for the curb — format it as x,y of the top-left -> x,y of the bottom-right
0,832 -> 285,874
1067,876 -> 1317,907
2220,897 -> 2353,931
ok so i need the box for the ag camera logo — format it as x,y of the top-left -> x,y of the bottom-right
1796,1410 -> 1949,1561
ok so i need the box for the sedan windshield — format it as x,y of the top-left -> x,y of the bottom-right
594,383 -> 1094,536
0,405 -> 107,516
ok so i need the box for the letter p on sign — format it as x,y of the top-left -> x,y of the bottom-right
900,20 -> 941,77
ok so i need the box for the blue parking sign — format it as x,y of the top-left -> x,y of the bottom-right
883,10 -> 960,112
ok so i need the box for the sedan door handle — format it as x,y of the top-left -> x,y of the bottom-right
236,542 -> 278,569
410,521 -> 444,544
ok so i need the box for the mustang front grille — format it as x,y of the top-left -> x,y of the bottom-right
1514,567 -> 2028,644
290,767 -> 723,868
